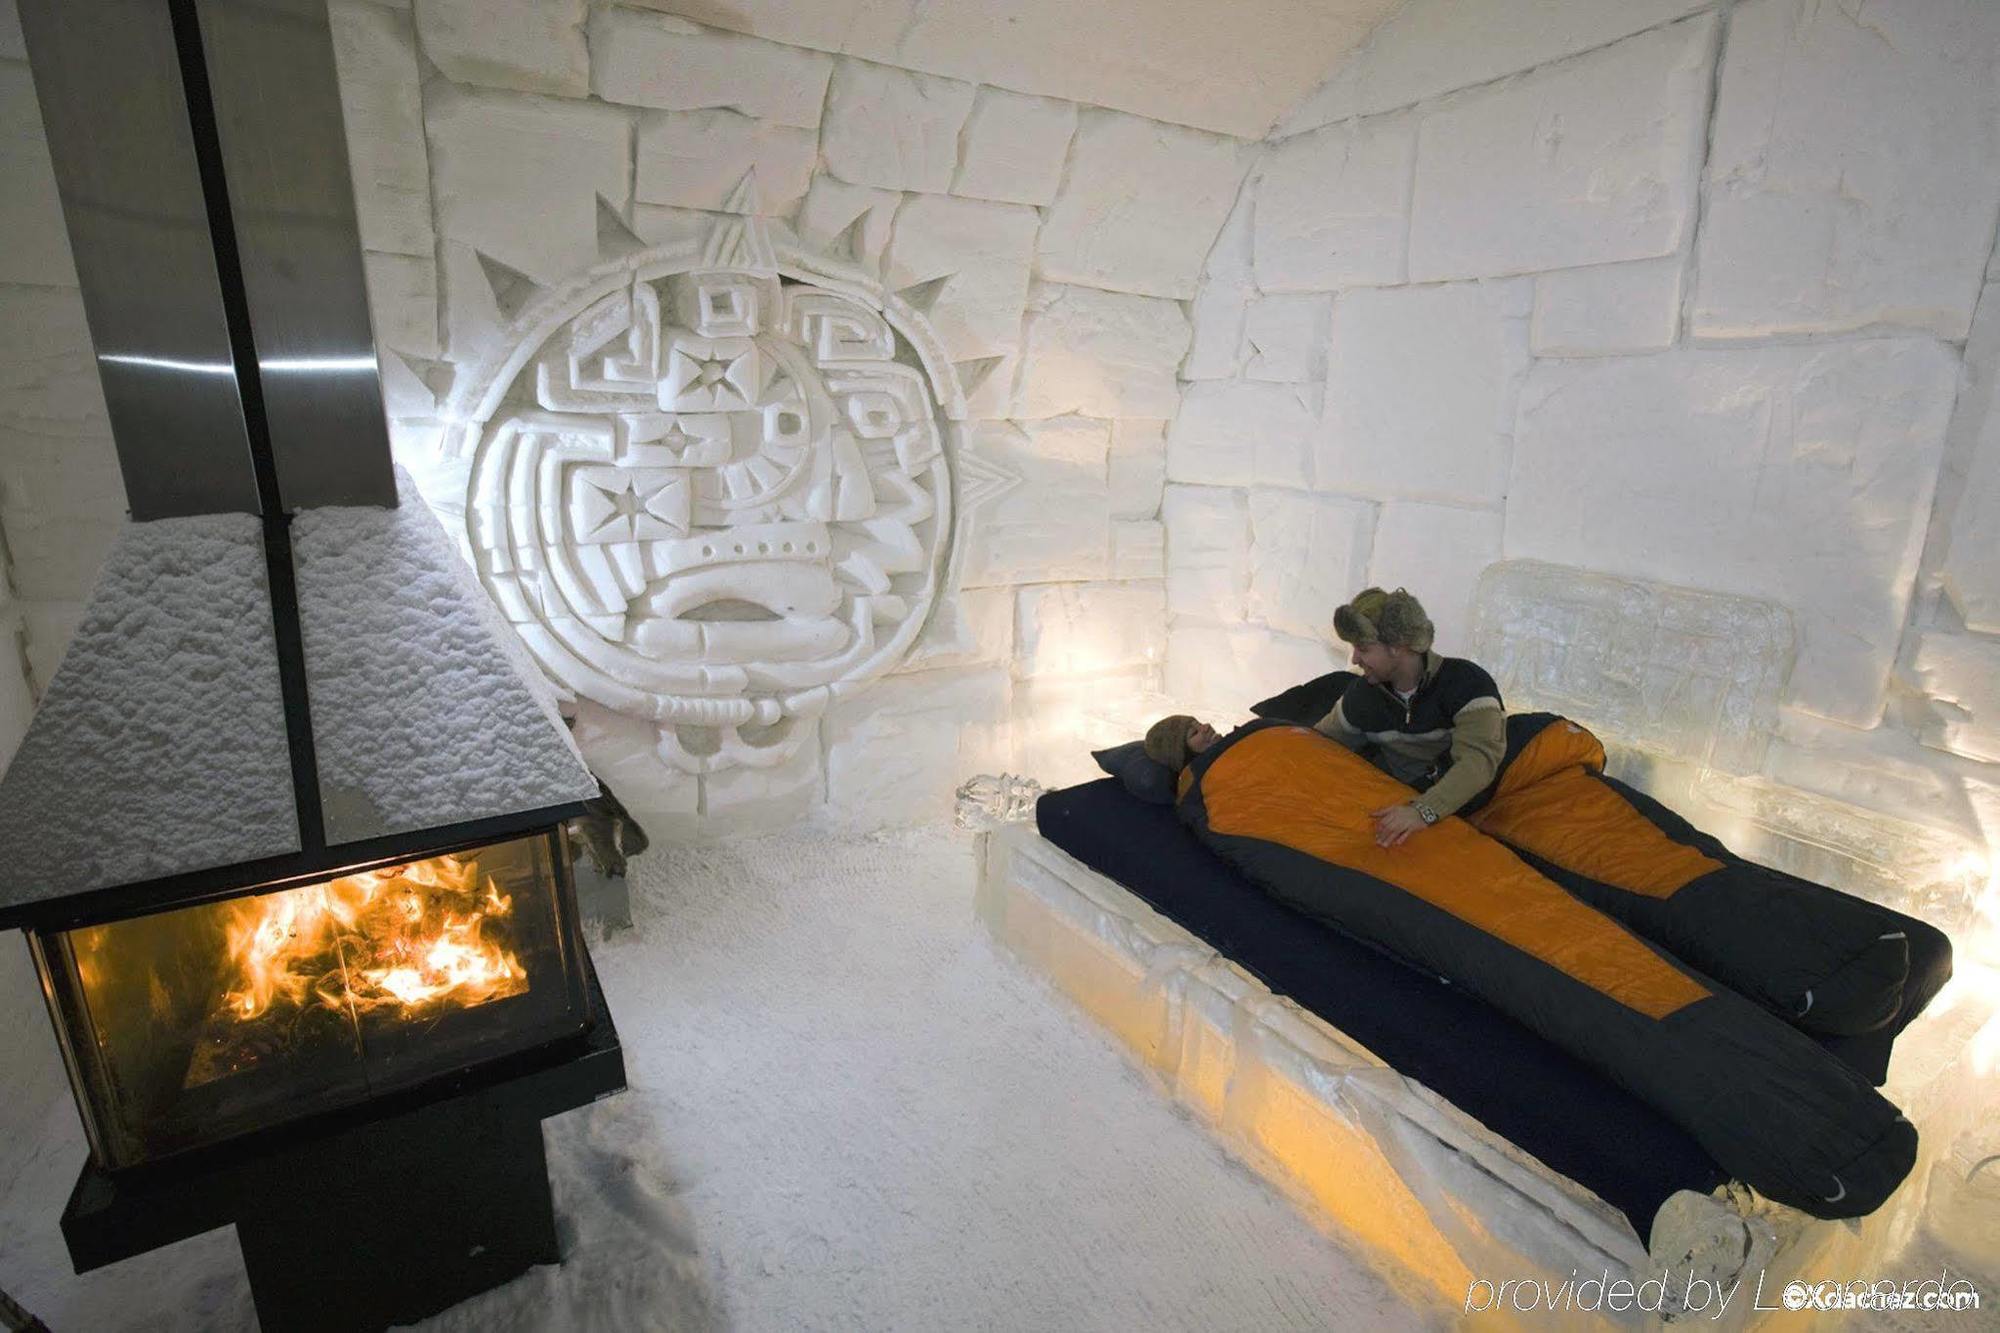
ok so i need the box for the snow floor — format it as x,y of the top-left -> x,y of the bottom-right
0,824 -> 1433,1331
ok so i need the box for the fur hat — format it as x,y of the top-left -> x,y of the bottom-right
1332,587 -> 1434,653
1144,715 -> 1200,774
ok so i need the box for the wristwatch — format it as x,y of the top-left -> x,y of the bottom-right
1412,801 -> 1440,826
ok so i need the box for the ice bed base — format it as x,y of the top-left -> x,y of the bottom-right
974,823 -> 1968,1326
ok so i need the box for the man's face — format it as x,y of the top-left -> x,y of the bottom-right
1187,720 -> 1221,754
1349,640 -> 1400,684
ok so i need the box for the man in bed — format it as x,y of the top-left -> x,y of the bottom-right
1145,589 -> 1505,848
1312,587 -> 1505,847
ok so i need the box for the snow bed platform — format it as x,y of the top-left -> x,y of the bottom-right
975,807 -> 1977,1327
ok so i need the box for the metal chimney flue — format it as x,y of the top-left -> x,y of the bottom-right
18,0 -> 396,521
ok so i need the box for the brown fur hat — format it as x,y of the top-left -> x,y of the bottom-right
1332,587 -> 1435,653
1143,715 -> 1200,773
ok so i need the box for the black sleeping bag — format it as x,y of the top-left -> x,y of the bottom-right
1175,718 -> 1918,1220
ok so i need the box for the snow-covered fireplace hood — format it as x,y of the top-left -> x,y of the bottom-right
0,0 -> 597,934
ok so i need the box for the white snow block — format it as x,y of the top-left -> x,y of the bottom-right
1014,581 -> 1167,680
1532,258 -> 1683,357
1036,110 -> 1251,301
0,61 -> 75,288
0,285 -> 108,441
327,0 -> 434,258
1916,633 -> 2000,765
1165,382 -> 1317,491
1407,16 -> 1714,283
823,665 -> 1009,827
1691,0 -> 2000,341
820,60 -> 974,194
951,87 -> 1077,207
794,174 -> 900,274
1166,621 -> 1335,713
1109,419 -> 1167,520
701,732 -> 825,835
3,507 -> 121,603
426,85 -> 632,285
1111,520 -> 1165,582
1253,115 -> 1415,293
1162,484 -> 1248,625
413,0 -> 587,97
1242,294 -> 1332,384
881,194 -> 1038,361
892,585 -> 1013,675
1942,298 -> 2000,632
634,109 -> 814,216
20,600 -> 82,694
1508,341 -> 1959,726
362,251 -> 440,361
1279,0 -> 1709,135
1318,280 -> 1530,506
587,8 -> 832,130
956,419 -> 1110,587
1368,503 -> 1504,654
1247,490 -> 1374,641
1184,184 -> 1254,381
568,699 -> 699,827
1011,283 -> 1188,421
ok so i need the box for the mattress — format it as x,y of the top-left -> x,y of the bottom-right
1034,777 -> 1928,1240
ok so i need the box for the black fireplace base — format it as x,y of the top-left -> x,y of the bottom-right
61,959 -> 625,1332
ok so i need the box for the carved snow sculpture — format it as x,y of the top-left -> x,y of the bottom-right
446,201 -> 990,775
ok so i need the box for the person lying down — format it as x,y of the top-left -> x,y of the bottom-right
1142,711 -> 1918,1222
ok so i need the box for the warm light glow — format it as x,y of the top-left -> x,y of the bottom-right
220,853 -> 526,1025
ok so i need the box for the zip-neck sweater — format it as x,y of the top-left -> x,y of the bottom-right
1311,651 -> 1505,817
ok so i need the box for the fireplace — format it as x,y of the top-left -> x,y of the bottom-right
30,831 -> 593,1172
6,0 -> 629,1327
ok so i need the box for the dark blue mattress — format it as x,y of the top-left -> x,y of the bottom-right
1037,778 -> 1890,1243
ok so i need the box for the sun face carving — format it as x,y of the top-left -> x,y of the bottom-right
447,208 -> 975,774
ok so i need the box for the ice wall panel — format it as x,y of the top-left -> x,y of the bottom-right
957,419 -> 1111,587
1691,0 -> 2000,341
1166,382 -> 1317,491
821,60 -> 974,194
1247,490 -> 1374,641
327,0 -> 434,259
1037,110 -> 1251,301
881,194 -> 1038,360
414,0 -> 588,98
1368,503 -> 1503,656
1318,280 -> 1530,507
425,86 -> 633,285
1011,283 -> 1188,421
1508,341 -> 1958,725
1253,114 -> 1414,293
1163,485 -> 1249,625
951,88 -> 1077,207
1279,0 -> 1710,135
1407,16 -> 1713,283
587,8 -> 833,129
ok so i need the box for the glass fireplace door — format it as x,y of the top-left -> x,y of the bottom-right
32,831 -> 591,1170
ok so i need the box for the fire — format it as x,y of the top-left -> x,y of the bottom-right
220,853 -> 527,1023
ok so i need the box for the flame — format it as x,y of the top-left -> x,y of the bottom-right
220,853 -> 527,1023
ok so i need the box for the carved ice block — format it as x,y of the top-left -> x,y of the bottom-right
1469,559 -> 1794,774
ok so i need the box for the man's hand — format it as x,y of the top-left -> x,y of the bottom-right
1370,802 -> 1429,848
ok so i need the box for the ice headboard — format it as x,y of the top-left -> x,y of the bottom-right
1468,560 -> 1985,935
1467,560 -> 1795,776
